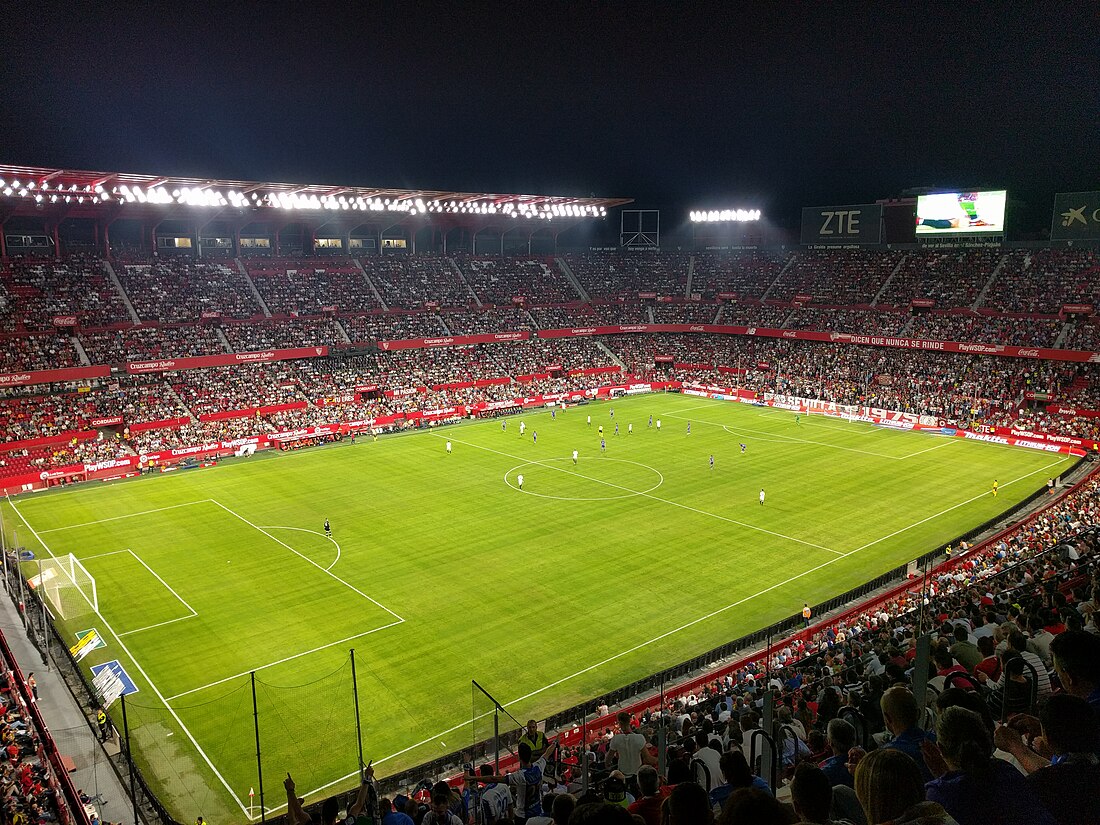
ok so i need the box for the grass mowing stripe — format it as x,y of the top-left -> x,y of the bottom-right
208,500 -> 404,622
845,454 -> 1071,555
433,432 -> 846,556
4,494 -> 254,819
37,499 -> 212,533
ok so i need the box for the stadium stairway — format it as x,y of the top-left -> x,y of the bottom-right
759,254 -> 796,301
555,256 -> 590,302
235,259 -> 272,317
214,326 -> 232,353
684,255 -> 695,299
71,335 -> 91,366
101,259 -> 142,325
0,594 -> 136,825
870,253 -> 909,307
447,257 -> 483,307
1053,320 -> 1074,349
595,339 -> 627,370
972,252 -> 1010,310
352,258 -> 388,310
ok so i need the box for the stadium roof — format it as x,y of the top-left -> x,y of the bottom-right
0,163 -> 632,221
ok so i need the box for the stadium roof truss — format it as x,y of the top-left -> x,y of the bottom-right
0,163 -> 632,225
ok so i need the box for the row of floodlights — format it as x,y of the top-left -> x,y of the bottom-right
0,178 -> 607,219
690,209 -> 762,222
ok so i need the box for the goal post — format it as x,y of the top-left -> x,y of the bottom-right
33,553 -> 98,619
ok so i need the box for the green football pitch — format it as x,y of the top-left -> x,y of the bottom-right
0,393 -> 1078,821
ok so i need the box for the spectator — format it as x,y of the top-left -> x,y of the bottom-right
665,781 -> 714,825
1014,695 -> 1100,825
820,719 -> 857,788
948,626 -> 982,674
606,711 -> 655,786
709,750 -> 772,812
550,793 -> 576,825
878,688 -> 936,782
421,781 -> 462,825
715,787 -> 794,825
626,766 -> 663,825
853,749 -> 955,825
1049,630 -> 1100,714
379,797 -> 414,825
925,707 -> 1055,825
789,763 -> 858,825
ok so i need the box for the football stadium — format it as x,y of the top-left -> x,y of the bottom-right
1,7 -> 1099,825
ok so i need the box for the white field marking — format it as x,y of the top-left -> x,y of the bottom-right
757,411 -> 882,437
119,614 -> 198,636
901,440 -> 955,459
4,495 -> 254,819
268,447 -> 1078,808
258,525 -> 342,571
668,413 -> 904,459
433,433 -> 844,556
845,454 -> 1073,556
503,457 -> 665,501
81,549 -> 132,561
36,499 -> 213,533
208,500 -> 403,622
677,413 -> 956,461
164,619 -> 403,702
305,450 -> 1078,801
112,548 -> 198,636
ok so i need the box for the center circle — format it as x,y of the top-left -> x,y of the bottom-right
504,457 -> 665,501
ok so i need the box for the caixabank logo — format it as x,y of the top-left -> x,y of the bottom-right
1052,192 -> 1100,241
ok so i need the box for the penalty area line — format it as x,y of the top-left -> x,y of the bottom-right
3,495 -> 256,819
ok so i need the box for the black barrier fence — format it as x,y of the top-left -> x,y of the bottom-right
0,455 -> 1087,825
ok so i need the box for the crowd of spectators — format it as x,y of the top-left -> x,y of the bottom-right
1,255 -> 129,331
170,363 -> 306,416
717,303 -> 793,328
2,336 -> 1098,465
984,249 -> 1100,314
118,258 -> 261,322
565,252 -> 690,299
651,302 -> 720,324
1062,318 -> 1100,352
770,250 -> 905,306
690,251 -> 791,300
221,319 -> 346,350
443,308 -> 535,334
342,312 -> 448,343
784,308 -> 910,337
906,313 -> 1064,348
584,302 -> 650,325
878,249 -> 1004,310
0,334 -> 79,372
301,476 -> 1098,824
78,325 -> 226,364
453,256 -> 574,306
0,669 -> 69,825
244,258 -> 381,316
359,255 -> 474,309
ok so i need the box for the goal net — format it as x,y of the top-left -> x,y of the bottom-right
33,554 -> 98,620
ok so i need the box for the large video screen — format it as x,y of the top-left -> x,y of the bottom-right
915,190 -> 1007,235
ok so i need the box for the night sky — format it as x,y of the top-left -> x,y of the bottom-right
2,2 -> 1097,232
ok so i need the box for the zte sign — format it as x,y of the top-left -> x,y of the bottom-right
800,204 -> 883,245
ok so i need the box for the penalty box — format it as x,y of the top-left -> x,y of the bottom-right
48,499 -> 403,700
